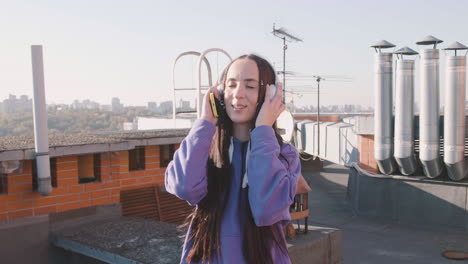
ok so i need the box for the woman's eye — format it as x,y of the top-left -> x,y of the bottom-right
246,86 -> 254,89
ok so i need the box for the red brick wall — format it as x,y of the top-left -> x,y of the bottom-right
0,144 -> 180,222
357,135 -> 379,173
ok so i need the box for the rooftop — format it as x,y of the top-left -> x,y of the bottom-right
0,129 -> 189,161
305,161 -> 468,263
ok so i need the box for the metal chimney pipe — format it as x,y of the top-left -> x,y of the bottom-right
394,47 -> 418,175
419,49 -> 443,178
31,45 -> 52,195
371,40 -> 396,174
417,35 -> 444,178
443,42 -> 468,181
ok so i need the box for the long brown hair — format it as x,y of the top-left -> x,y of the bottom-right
185,54 -> 289,263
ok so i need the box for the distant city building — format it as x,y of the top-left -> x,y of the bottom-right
112,97 -> 124,112
148,102 -> 157,112
47,103 -> 70,111
71,99 -> 100,110
100,104 -> 112,111
0,94 -> 32,113
176,99 -> 192,113
123,121 -> 137,131
158,101 -> 173,115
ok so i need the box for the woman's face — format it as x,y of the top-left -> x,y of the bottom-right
224,58 -> 260,125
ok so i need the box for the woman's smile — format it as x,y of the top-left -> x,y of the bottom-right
231,104 -> 247,111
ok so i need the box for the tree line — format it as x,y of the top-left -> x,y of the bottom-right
0,107 -> 164,137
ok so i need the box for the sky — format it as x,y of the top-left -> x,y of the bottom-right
1,0 -> 468,108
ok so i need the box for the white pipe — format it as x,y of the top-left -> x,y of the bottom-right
31,45 -> 52,196
374,52 -> 396,174
394,59 -> 417,175
197,48 -> 232,119
419,49 -> 443,178
444,55 -> 467,181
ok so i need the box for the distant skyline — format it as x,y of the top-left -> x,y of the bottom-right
0,93 -> 373,114
1,0 -> 468,108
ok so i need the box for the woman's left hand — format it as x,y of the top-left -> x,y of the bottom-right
255,82 -> 286,127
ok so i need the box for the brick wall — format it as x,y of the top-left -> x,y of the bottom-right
357,135 -> 379,173
0,144 -> 180,223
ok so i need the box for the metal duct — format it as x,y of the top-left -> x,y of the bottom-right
31,45 -> 52,196
418,48 -> 443,178
296,120 -> 312,152
443,42 -> 468,181
373,52 -> 396,174
394,58 -> 417,175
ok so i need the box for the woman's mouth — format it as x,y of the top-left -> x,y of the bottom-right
232,105 -> 247,111
232,105 -> 247,112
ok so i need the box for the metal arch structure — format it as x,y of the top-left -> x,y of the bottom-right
172,51 -> 213,121
197,48 -> 232,119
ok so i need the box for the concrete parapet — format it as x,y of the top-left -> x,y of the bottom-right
348,164 -> 468,233
288,225 -> 342,264
50,217 -> 342,264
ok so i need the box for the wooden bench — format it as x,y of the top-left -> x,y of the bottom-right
120,185 -> 192,225
121,176 -> 311,232
154,185 -> 192,225
288,174 -> 312,236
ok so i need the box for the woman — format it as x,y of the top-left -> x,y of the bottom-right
165,54 -> 301,263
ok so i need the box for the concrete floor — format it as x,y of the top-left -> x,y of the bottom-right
302,160 -> 468,264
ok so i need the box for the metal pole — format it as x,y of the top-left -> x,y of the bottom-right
317,78 -> 320,157
283,37 -> 286,104
31,45 -> 52,196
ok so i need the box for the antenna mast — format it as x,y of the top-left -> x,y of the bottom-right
272,24 -> 302,104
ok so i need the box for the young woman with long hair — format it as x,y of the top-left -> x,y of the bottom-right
165,54 -> 301,263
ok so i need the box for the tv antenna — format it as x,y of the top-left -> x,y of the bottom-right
314,76 -> 325,158
272,24 -> 303,104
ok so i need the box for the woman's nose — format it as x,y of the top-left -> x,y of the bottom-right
233,85 -> 245,98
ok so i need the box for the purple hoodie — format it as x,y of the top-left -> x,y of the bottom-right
165,119 -> 301,263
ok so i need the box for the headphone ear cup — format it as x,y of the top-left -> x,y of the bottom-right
219,91 -> 225,109
217,91 -> 226,123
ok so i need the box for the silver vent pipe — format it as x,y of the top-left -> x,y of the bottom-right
31,45 -> 52,196
416,35 -> 444,178
371,40 -> 396,174
442,42 -> 468,181
393,47 -> 418,175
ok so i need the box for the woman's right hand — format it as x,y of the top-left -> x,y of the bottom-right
200,83 -> 222,125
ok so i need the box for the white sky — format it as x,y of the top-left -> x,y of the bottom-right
1,0 -> 467,108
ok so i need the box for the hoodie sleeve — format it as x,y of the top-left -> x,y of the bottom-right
247,125 -> 301,226
165,119 -> 216,206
